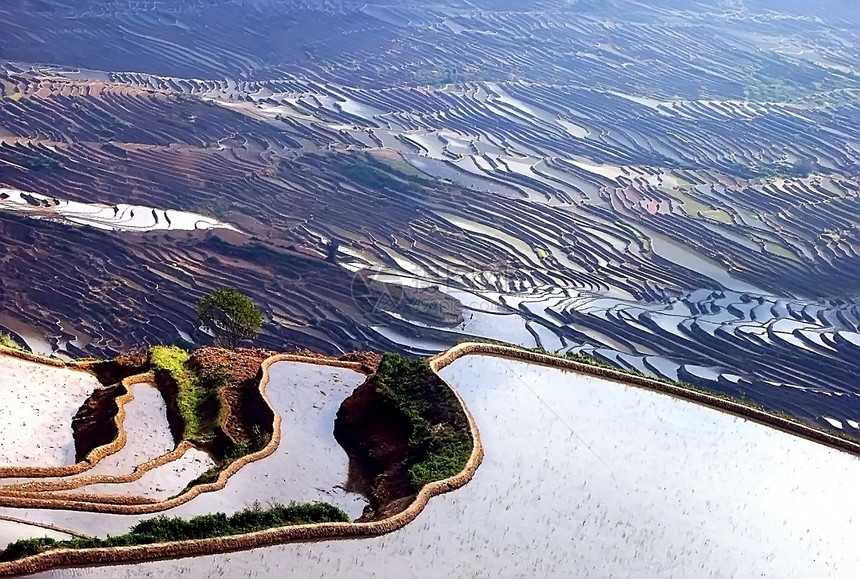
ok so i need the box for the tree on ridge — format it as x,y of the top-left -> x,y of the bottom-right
196,287 -> 263,350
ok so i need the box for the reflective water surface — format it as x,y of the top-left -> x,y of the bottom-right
37,355 -> 860,578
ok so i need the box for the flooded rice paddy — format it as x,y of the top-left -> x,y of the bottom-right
1,1 -> 860,574
86,383 -> 173,473
0,188 -> 239,233
0,381 -> 184,491
49,448 -> 213,502
0,357 -> 100,467
159,361 -> 368,520
34,355 -> 860,578
0,362 -> 368,541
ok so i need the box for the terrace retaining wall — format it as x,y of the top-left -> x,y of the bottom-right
0,346 -> 103,374
0,514 -> 90,540
0,353 -> 485,576
0,356 -> 368,514
0,443 -> 195,494
0,372 -> 146,479
0,346 -> 65,368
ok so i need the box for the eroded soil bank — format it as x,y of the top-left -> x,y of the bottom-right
71,384 -> 127,463
334,378 -> 415,520
334,354 -> 472,521
71,353 -> 149,461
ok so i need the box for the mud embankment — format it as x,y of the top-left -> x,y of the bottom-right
71,353 -> 150,462
71,383 -> 128,463
334,378 -> 414,520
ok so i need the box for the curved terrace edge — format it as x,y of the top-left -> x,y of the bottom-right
3,341 -> 859,576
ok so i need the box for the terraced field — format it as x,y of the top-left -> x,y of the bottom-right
0,355 -> 369,545
1,0 -> 859,434
2,339 -> 860,576
29,352 -> 860,578
0,356 -> 101,468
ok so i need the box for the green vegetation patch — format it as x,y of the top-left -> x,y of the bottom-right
414,66 -> 466,87
196,287 -> 264,350
374,353 -> 472,489
0,502 -> 348,562
344,159 -> 420,194
149,345 -> 214,443
0,332 -> 24,351
729,158 -> 814,180
369,152 -> 432,180
20,154 -> 60,171
342,154 -> 438,197
149,343 -> 273,491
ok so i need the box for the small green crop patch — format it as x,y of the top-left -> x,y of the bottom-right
149,345 -> 274,492
149,346 -> 214,443
0,502 -> 349,562
341,153 -> 438,197
374,353 -> 472,489
19,154 -> 60,171
369,152 -> 434,181
0,332 -> 25,351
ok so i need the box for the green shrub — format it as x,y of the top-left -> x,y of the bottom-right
0,332 -> 24,351
374,353 -> 472,490
149,345 -> 190,374
0,503 -> 348,562
0,538 -> 57,562
408,426 -> 473,487
196,288 -> 263,350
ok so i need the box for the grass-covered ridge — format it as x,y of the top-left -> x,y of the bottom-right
149,345 -> 214,443
0,502 -> 348,562
374,353 -> 472,489
0,332 -> 25,352
148,346 -> 273,491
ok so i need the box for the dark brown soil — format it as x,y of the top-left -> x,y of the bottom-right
338,350 -> 383,373
71,347 -> 380,469
71,383 -> 127,462
84,352 -> 149,386
187,347 -> 278,444
71,352 -> 149,461
333,377 -> 415,520
285,348 -> 382,374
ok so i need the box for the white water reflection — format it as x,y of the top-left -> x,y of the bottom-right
0,363 -> 367,541
0,188 -> 239,233
0,357 -> 100,468
40,355 -> 860,578
643,226 -> 768,295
